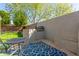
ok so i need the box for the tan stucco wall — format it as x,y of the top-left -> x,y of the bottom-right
37,11 -> 79,55
23,28 -> 46,43
78,31 -> 79,55
23,11 -> 79,55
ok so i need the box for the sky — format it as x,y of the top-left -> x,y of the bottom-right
72,3 -> 79,11
0,3 -> 6,10
0,3 -> 79,11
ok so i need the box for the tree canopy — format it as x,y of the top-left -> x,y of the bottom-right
52,4 -> 73,17
13,10 -> 28,26
6,4 -> 28,26
0,10 -> 10,25
5,3 -> 73,25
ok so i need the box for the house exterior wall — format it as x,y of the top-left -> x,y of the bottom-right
23,11 -> 79,55
37,11 -> 79,55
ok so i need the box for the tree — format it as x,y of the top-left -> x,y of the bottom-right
6,3 -> 53,24
25,3 -> 53,23
52,3 -> 73,17
13,10 -> 28,26
0,10 -> 10,25
6,3 -> 73,24
6,4 -> 28,26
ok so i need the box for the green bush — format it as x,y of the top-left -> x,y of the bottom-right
0,10 -> 10,25
17,32 -> 23,37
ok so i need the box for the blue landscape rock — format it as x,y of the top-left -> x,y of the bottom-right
21,41 -> 67,56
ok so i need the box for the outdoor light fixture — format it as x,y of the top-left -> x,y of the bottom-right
36,26 -> 45,32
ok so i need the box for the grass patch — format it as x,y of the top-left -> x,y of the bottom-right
0,32 -> 22,42
0,53 -> 10,56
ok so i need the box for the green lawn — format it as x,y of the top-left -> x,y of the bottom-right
0,53 -> 18,56
0,53 -> 10,56
0,32 -> 23,55
0,32 -> 22,42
